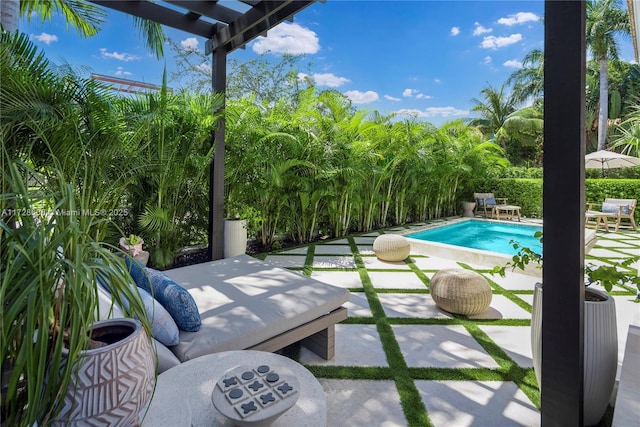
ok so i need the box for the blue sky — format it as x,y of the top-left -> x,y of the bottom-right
22,0 -> 636,125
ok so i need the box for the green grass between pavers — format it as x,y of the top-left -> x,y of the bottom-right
406,259 -> 433,288
481,273 -> 535,313
271,222 -> 639,425
352,237 -> 433,427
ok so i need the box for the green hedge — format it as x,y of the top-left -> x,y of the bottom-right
473,178 -> 640,221
474,178 -> 542,218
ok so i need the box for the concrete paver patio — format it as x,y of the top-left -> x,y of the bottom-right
262,219 -> 640,426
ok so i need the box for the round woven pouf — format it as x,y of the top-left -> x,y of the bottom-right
373,234 -> 411,262
430,268 -> 492,315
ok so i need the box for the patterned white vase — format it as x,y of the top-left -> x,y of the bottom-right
53,318 -> 156,426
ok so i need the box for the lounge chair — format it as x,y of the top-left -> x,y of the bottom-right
586,198 -> 637,232
473,192 -> 508,218
99,254 -> 350,373
162,255 -> 350,363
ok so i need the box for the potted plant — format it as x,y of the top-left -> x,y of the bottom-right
120,233 -> 144,256
493,232 -> 640,426
1,160 -> 154,426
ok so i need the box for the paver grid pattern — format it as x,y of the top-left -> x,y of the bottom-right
258,218 -> 640,427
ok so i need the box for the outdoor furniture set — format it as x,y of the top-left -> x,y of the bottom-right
585,198 -> 637,232
472,192 -> 521,221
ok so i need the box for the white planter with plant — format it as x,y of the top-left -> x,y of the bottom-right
119,233 -> 144,257
531,283 -> 618,426
494,231 -> 640,426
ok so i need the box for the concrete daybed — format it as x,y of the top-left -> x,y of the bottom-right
158,254 -> 349,366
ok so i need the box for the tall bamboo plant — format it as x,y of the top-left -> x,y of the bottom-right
116,75 -> 222,267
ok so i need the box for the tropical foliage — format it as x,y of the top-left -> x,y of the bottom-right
1,30 -> 151,426
586,0 -> 631,150
0,0 -> 165,57
2,31 -> 510,265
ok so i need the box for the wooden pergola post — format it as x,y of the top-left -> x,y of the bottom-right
209,47 -> 227,261
542,1 -> 586,425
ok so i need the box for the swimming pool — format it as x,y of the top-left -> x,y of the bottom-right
407,220 -> 543,256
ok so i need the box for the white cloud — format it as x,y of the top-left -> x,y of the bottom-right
503,59 -> 523,68
384,95 -> 401,102
403,88 -> 418,97
434,79 -> 441,84
114,66 -> 132,76
196,62 -> 211,73
344,90 -> 379,104
498,12 -> 540,26
416,93 -> 432,99
395,107 -> 469,118
480,34 -> 523,49
450,27 -> 460,36
180,37 -> 200,52
99,48 -> 140,62
483,56 -> 493,64
310,73 -> 350,87
30,32 -> 58,45
252,22 -> 320,55
473,22 -> 492,36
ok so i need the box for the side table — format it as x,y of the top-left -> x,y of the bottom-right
493,205 -> 521,221
461,201 -> 476,218
140,350 -> 327,427
585,211 -> 609,232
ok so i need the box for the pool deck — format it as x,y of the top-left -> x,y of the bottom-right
259,216 -> 639,426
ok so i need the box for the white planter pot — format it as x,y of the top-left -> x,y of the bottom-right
531,283 -> 617,426
224,219 -> 247,258
54,319 -> 156,426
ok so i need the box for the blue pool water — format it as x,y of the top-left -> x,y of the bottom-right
407,220 -> 543,256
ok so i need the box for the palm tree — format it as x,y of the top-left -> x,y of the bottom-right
1,0 -> 164,57
470,83 -> 519,141
586,0 -> 631,150
507,48 -> 544,106
611,101 -> 640,156
496,106 -> 544,165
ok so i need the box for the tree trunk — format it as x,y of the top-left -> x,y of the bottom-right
597,57 -> 609,151
0,0 -> 19,33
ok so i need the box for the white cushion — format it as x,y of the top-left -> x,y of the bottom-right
99,279 -> 180,347
163,255 -> 350,362
152,338 -> 181,373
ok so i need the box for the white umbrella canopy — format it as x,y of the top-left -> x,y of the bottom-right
585,150 -> 640,176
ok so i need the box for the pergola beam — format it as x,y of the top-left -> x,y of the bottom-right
207,0 -> 314,53
89,0 -> 219,38
165,0 -> 243,24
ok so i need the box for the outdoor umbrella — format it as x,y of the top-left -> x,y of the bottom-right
584,150 -> 640,176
